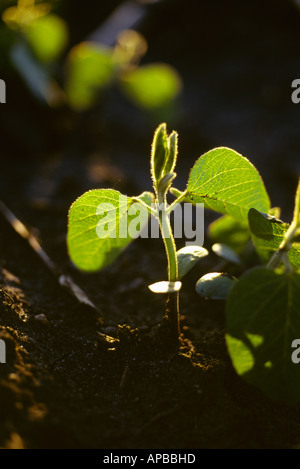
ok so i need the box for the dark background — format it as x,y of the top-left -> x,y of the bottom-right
1,0 -> 300,450
1,0 -> 300,219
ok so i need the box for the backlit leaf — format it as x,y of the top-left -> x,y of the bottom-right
67,189 -> 153,272
186,147 -> 270,223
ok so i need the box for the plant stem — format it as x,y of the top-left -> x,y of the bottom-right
166,190 -> 188,215
267,179 -> 300,271
158,198 -> 180,347
159,202 -> 178,282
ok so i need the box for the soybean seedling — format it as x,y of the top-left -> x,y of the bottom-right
196,172 -> 300,403
67,123 -> 270,349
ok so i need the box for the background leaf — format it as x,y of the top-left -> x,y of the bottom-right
119,63 -> 182,109
24,14 -> 69,63
226,267 -> 300,403
186,147 -> 270,223
208,214 -> 250,252
65,42 -> 115,110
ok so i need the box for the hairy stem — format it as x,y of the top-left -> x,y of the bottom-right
158,199 -> 180,346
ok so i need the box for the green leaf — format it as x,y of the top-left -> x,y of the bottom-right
186,147 -> 270,223
151,123 -> 168,186
196,272 -> 237,300
67,189 -> 153,272
208,214 -> 250,252
65,42 -> 115,111
119,63 -> 182,109
248,208 -> 300,269
164,131 -> 178,176
150,123 -> 178,195
176,246 -> 209,279
24,14 -> 69,63
226,267 -> 300,403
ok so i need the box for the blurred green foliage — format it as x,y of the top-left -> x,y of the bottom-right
1,0 -> 183,114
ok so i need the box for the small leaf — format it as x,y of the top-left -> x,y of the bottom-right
133,191 -> 155,212
177,245 -> 209,279
67,189 -> 151,272
196,272 -> 237,300
212,243 -> 241,265
226,267 -> 300,403
248,208 -> 300,269
24,14 -> 69,63
157,172 -> 176,196
150,123 -> 168,186
148,281 -> 182,294
65,42 -> 115,111
164,131 -> 178,176
119,63 -> 182,109
186,147 -> 270,223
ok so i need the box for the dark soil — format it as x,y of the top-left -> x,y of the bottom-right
1,0 -> 300,450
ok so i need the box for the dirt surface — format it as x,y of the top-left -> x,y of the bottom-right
1,0 -> 300,450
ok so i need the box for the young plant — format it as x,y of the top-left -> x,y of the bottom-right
197,177 -> 300,403
67,123 -> 270,350
225,179 -> 300,403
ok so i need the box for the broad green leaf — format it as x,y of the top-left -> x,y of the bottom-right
67,189 -> 153,272
148,281 -> 182,294
186,147 -> 270,223
176,245 -> 208,279
226,267 -> 300,403
248,208 -> 300,269
24,14 -> 68,63
65,42 -> 115,110
212,243 -> 241,265
196,272 -> 237,300
119,63 -> 182,109
208,214 -> 250,252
